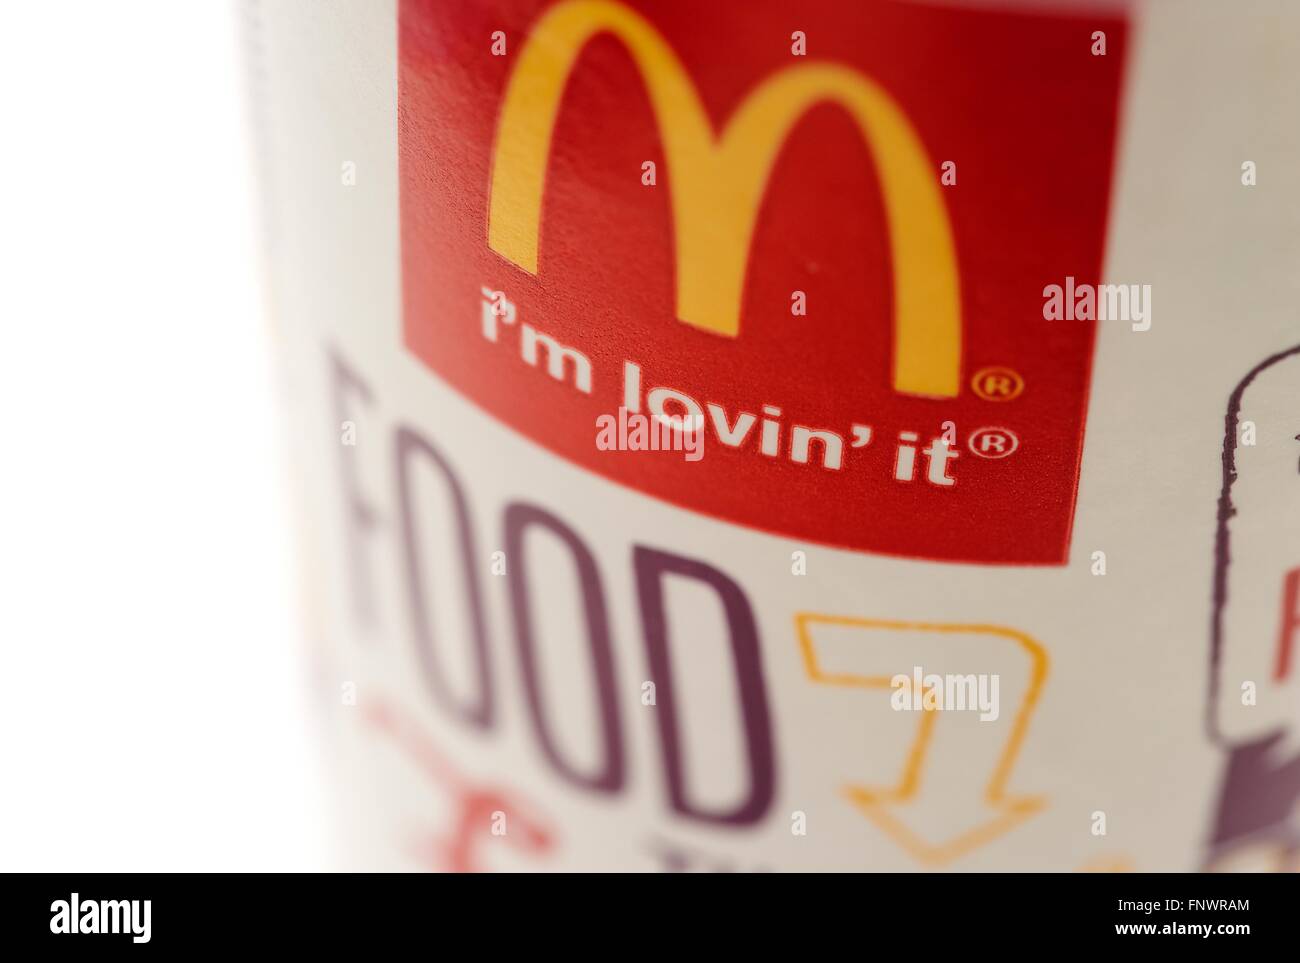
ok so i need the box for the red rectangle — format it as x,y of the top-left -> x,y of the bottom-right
399,0 -> 1127,563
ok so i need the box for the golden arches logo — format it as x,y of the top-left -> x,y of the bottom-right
487,0 -> 962,399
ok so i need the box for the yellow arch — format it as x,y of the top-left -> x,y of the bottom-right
487,0 -> 961,398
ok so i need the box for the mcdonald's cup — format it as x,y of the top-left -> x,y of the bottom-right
248,0 -> 1300,871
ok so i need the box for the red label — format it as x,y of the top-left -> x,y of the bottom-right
399,0 -> 1126,564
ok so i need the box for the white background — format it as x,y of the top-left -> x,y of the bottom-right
0,1 -> 329,870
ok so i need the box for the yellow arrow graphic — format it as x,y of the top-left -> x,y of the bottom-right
794,613 -> 1050,866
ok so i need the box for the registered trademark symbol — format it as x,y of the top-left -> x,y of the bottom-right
968,427 -> 1019,459
971,366 -> 1024,401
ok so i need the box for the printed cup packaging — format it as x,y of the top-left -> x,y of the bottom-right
246,0 -> 1300,871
